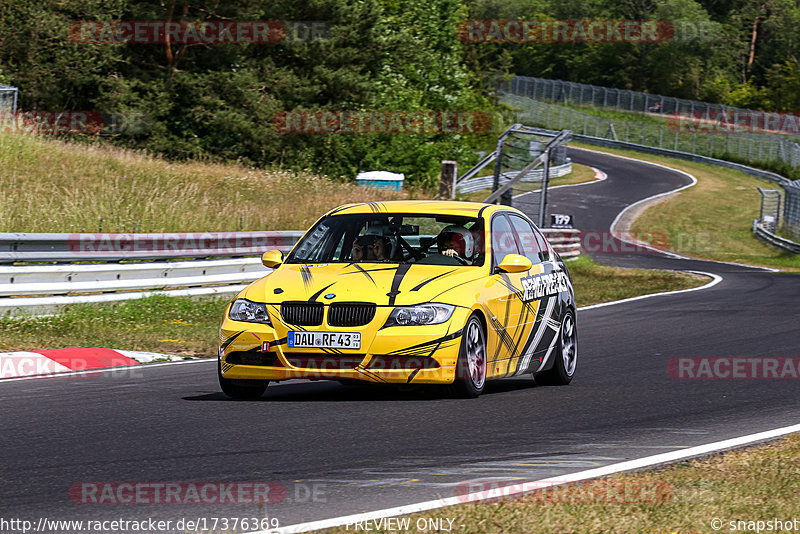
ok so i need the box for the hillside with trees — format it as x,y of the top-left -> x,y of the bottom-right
1,0 -> 798,183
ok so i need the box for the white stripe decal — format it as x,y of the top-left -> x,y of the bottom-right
535,318 -> 561,373
516,295 -> 556,375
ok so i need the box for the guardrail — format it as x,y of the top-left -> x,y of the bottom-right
752,221 -> 800,254
0,231 -> 303,263
456,162 -> 572,193
545,229 -> 581,259
0,229 -> 581,314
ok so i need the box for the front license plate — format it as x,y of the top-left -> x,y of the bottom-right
288,331 -> 361,349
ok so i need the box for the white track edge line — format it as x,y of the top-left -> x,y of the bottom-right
573,147 -> 779,271
269,422 -> 800,534
512,165 -> 607,199
0,357 -> 210,383
577,270 -> 722,311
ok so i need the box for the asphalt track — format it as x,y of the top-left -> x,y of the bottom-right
1,148 -> 799,531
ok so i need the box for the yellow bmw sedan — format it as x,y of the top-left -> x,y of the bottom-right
218,200 -> 577,399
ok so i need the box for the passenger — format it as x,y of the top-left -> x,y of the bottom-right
352,234 -> 389,261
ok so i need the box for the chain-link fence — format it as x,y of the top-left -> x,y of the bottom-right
785,183 -> 800,239
501,76 -> 800,170
500,92 -> 800,168
501,88 -> 800,243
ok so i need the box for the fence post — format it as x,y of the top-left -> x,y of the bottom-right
439,161 -> 458,199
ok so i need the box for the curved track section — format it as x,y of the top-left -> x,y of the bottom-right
0,148 -> 798,528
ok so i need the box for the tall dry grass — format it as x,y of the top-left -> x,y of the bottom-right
0,134 -> 424,232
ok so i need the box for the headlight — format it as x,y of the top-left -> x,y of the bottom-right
228,299 -> 272,325
384,303 -> 455,327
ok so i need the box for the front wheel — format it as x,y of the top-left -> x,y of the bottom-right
218,359 -> 269,400
534,308 -> 577,386
451,315 -> 487,398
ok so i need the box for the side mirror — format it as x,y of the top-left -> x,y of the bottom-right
496,253 -> 532,274
261,250 -> 283,269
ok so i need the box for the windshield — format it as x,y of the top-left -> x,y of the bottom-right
286,213 -> 485,267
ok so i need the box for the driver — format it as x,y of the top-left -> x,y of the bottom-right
437,225 -> 474,263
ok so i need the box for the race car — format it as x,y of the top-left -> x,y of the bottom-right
218,200 -> 577,399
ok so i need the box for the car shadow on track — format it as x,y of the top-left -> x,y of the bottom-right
183,377 -> 539,402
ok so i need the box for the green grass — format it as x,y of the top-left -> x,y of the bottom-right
570,142 -> 800,271
533,98 -> 800,143
0,133 -> 423,233
0,257 -> 705,355
545,100 -> 672,127
320,433 -> 800,533
568,255 -> 706,307
0,294 -> 229,357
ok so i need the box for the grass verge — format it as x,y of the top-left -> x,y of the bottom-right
0,294 -> 228,357
455,163 -> 598,204
572,142 -> 800,271
0,257 -> 706,355
0,133 -> 423,233
568,255 -> 706,308
319,433 -> 800,533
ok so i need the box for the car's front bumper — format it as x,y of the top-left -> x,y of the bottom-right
218,306 -> 469,384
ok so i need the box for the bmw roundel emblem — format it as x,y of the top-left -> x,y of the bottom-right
324,293 -> 336,300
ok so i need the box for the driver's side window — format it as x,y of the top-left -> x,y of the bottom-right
509,215 -> 544,266
491,214 -> 519,267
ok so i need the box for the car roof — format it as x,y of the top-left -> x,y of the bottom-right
325,200 -> 525,219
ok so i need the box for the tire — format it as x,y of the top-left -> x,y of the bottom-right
534,308 -> 577,386
218,359 -> 269,400
451,314 -> 487,398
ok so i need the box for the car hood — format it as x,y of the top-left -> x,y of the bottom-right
241,262 -> 485,306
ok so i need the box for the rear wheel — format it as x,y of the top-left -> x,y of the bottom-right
451,315 -> 487,398
534,309 -> 577,385
218,359 -> 269,399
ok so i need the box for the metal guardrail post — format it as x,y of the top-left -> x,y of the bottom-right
484,129 -> 572,205
455,150 -> 497,185
538,150 -> 551,228
491,126 -> 517,206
